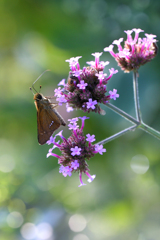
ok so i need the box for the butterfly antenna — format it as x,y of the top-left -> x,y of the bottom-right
32,69 -> 50,92
30,87 -> 35,95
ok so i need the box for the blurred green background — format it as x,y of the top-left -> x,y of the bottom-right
1,0 -> 160,239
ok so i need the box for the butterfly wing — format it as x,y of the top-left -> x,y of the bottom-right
37,104 -> 61,145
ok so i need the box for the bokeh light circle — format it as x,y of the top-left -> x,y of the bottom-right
36,222 -> 53,239
73,233 -> 90,240
0,154 -> 15,172
68,214 -> 87,232
20,223 -> 37,239
130,154 -> 149,174
7,211 -> 23,228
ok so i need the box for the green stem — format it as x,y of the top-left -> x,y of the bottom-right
105,103 -> 160,140
139,122 -> 160,140
133,70 -> 142,122
102,70 -> 160,143
97,125 -> 137,145
132,70 -> 160,139
105,102 -> 140,125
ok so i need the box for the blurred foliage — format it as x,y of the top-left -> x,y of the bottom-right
0,0 -> 160,239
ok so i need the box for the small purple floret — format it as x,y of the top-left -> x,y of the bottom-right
54,87 -> 62,97
78,172 -> 87,187
85,172 -> 96,183
109,89 -> 119,100
70,146 -> 81,156
56,95 -> 67,105
86,134 -> 95,143
58,79 -> 66,86
95,144 -> 106,155
86,99 -> 97,110
68,123 -> 79,130
68,117 -> 79,124
71,160 -> 79,170
77,80 -> 88,90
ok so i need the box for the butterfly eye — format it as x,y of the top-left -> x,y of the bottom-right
37,94 -> 43,100
34,93 -> 43,101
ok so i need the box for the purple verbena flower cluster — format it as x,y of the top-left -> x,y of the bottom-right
46,116 -> 106,187
104,28 -> 158,73
54,52 -> 119,114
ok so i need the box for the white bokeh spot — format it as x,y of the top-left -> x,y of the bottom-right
130,154 -> 149,174
68,214 -> 87,232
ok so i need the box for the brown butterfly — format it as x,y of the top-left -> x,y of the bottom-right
30,71 -> 66,145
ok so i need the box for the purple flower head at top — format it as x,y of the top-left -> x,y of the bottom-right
46,116 -> 106,187
104,28 -> 158,72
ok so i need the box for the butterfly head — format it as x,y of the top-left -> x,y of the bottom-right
34,92 -> 43,101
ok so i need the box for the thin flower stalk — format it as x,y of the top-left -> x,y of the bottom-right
105,103 -> 160,140
97,125 -> 137,145
105,102 -> 140,125
140,122 -> 160,140
133,70 -> 142,122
